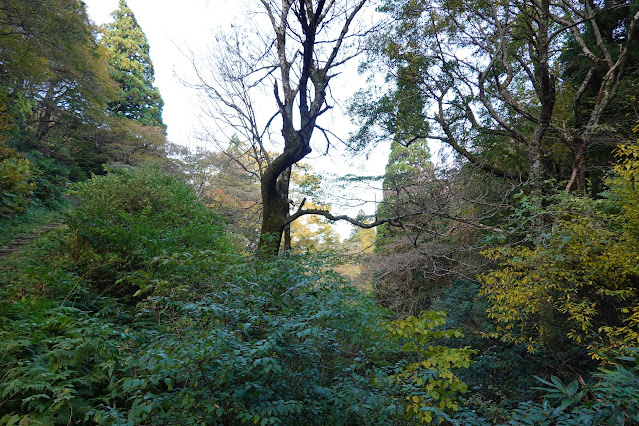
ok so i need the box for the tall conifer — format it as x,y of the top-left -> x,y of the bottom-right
102,0 -> 165,128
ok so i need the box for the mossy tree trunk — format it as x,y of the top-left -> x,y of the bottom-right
255,0 -> 368,258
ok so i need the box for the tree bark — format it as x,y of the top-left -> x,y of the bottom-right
529,0 -> 555,193
255,0 -> 368,258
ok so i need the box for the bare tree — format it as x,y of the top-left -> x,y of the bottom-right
190,0 -> 399,258
367,157 -> 517,313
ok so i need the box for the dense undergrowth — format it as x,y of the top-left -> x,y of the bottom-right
0,166 -> 474,425
2,165 -> 639,425
0,205 -> 64,247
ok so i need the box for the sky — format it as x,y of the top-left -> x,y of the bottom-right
84,0 -> 243,149
83,0 -> 391,236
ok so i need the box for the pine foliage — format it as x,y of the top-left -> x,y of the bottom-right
102,0 -> 165,128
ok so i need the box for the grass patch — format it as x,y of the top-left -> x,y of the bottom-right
0,203 -> 66,247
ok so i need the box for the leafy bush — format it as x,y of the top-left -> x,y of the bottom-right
2,165 -> 475,424
2,248 -> 475,424
88,254 -> 390,424
0,141 -> 35,216
432,280 -> 555,423
450,350 -> 639,425
86,252 -> 474,425
479,144 -> 639,357
0,301 -> 122,425
28,153 -> 73,206
505,349 -> 639,425
66,164 -> 231,293
385,311 -> 476,423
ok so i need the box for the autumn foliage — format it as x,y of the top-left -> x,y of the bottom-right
480,144 -> 639,357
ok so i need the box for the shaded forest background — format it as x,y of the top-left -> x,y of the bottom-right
1,0 -> 639,424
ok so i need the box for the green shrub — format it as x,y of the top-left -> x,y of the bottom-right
89,254 -> 473,425
451,350 -> 639,425
0,142 -> 35,216
385,311 -> 476,423
29,153 -> 72,205
505,349 -> 639,425
66,164 -> 231,293
1,165 -> 475,425
0,301 -> 122,426
1,247 -> 474,424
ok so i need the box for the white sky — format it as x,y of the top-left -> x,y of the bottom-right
84,0 -> 390,237
84,0 -> 244,149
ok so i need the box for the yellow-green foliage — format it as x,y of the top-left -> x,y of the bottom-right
0,142 -> 34,215
290,210 -> 341,253
0,102 -> 34,215
612,142 -> 639,237
386,311 -> 475,423
479,143 -> 639,357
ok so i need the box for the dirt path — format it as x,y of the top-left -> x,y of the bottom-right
0,221 -> 61,260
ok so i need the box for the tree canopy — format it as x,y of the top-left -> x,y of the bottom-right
353,0 -> 639,194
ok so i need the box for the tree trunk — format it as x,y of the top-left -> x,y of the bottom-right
257,144 -> 307,258
252,0 -> 367,258
565,141 -> 587,194
529,0 -> 555,194
37,82 -> 56,142
257,190 -> 289,258
258,166 -> 292,258
283,224 -> 292,252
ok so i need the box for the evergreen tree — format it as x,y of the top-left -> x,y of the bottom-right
102,0 -> 165,128
377,139 -> 432,232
